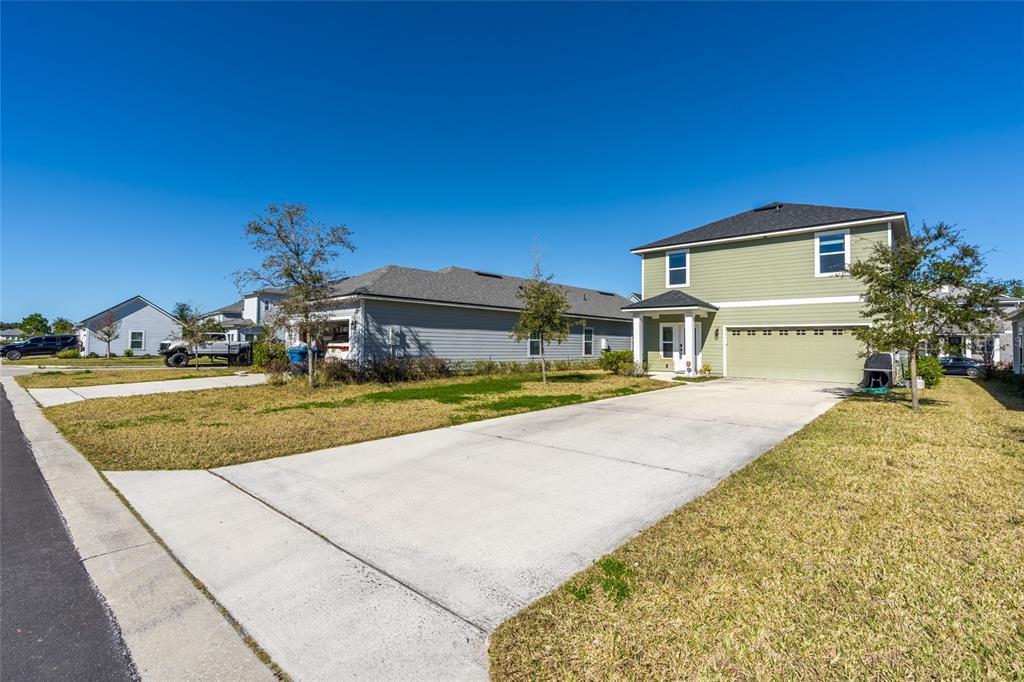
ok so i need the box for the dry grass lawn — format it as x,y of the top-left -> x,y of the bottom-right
489,378 -> 1024,680
45,370 -> 667,470
16,367 -> 241,389
2,355 -> 166,366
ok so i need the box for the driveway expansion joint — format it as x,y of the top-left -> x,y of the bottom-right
455,427 -> 719,479
206,469 -> 490,635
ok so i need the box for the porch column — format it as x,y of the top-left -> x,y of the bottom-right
632,314 -> 643,364
683,312 -> 695,375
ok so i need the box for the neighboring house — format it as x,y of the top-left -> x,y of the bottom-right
79,296 -> 180,356
932,289 -> 1023,364
1010,306 -> 1024,375
203,288 -> 288,342
622,202 -> 910,382
202,300 -> 261,343
0,328 -> 25,341
274,265 -> 632,362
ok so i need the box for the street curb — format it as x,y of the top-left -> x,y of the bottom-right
0,377 -> 276,681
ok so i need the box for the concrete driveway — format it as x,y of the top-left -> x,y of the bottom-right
106,378 -> 847,681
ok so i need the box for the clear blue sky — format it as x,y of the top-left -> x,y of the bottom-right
2,2 -> 1021,322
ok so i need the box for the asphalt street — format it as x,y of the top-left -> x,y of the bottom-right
0,384 -> 136,681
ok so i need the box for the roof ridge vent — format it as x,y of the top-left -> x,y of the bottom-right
753,202 -> 784,212
597,290 -> 615,296
473,271 -> 504,279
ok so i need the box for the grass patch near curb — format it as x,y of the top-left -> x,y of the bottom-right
489,378 -> 1024,680
2,355 -> 228,367
16,367 -> 240,389
45,370 -> 666,470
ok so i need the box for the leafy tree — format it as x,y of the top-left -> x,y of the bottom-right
511,261 -> 579,384
52,317 -> 75,334
92,311 -> 121,359
19,313 -> 49,337
235,203 -> 355,388
849,222 -> 1021,410
172,302 -> 224,369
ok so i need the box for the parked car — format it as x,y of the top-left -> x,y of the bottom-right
0,335 -> 80,360
159,333 -> 252,367
939,355 -> 987,378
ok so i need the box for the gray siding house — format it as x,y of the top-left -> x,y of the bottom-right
276,265 -> 634,362
79,296 -> 180,357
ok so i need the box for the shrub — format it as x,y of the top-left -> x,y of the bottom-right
56,349 -> 81,359
319,359 -> 360,385
122,348 -> 134,357
252,339 -> 288,370
598,350 -> 639,376
916,355 -> 944,388
86,352 -> 99,359
987,366 -> 1024,397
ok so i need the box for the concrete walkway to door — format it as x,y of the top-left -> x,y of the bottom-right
106,378 -> 849,681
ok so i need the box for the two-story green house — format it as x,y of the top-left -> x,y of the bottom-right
622,202 -> 909,382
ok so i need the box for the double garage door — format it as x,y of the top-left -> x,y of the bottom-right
727,326 -> 864,383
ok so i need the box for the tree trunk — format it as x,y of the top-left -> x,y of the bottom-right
540,338 -> 547,384
309,346 -> 316,389
106,341 -> 111,359
909,350 -> 920,411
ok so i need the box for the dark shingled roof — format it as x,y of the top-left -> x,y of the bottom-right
329,265 -> 632,320
633,202 -> 903,251
620,290 -> 717,311
203,300 -> 244,317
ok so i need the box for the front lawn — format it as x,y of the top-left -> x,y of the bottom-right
490,378 -> 1024,679
16,367 -> 242,389
45,370 -> 668,470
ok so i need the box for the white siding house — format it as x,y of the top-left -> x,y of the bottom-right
80,296 -> 180,357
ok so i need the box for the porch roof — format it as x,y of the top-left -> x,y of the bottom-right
620,290 -> 718,312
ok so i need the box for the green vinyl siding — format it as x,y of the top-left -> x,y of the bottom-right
640,303 -> 867,375
727,327 -> 865,382
642,221 -> 890,301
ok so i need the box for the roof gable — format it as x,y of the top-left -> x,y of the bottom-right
80,295 -> 177,325
633,202 -> 905,252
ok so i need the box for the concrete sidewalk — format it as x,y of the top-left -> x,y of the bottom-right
0,376 -> 274,680
108,378 -> 848,681
29,373 -> 267,407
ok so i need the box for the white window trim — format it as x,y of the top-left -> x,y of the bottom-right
582,327 -> 594,356
665,249 -> 690,288
128,330 -> 145,351
814,228 -> 850,278
527,333 -> 542,357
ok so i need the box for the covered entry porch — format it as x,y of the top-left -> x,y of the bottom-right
622,291 -> 719,376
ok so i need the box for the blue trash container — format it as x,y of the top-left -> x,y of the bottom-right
287,346 -> 308,364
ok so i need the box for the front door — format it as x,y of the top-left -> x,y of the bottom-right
660,323 -> 687,372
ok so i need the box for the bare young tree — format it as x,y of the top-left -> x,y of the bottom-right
235,203 -> 355,388
173,302 -> 224,370
92,311 -> 121,359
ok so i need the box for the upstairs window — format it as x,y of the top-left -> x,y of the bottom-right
666,249 -> 689,287
815,229 -> 849,277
